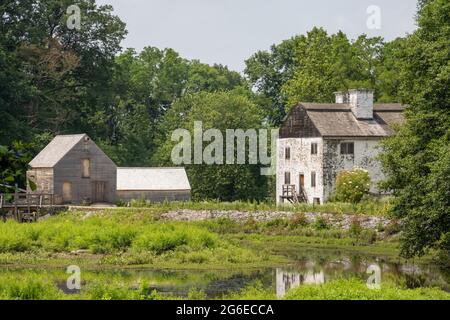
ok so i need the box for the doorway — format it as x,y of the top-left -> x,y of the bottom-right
92,181 -> 106,203
62,182 -> 72,203
299,174 -> 305,190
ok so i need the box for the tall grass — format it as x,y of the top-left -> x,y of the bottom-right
284,278 -> 450,300
0,214 -> 270,267
0,217 -> 222,255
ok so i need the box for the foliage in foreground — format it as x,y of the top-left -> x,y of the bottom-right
0,215 -> 263,267
283,278 -> 450,300
0,272 -> 448,300
379,0 -> 450,259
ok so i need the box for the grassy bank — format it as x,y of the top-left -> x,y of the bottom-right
0,208 -> 403,269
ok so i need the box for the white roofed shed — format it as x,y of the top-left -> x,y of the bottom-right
116,167 -> 191,202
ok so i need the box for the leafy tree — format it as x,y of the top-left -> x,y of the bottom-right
0,142 -> 33,192
0,0 -> 127,144
154,91 -> 268,201
246,28 -> 390,123
245,36 -> 297,125
101,47 -> 247,166
380,0 -> 450,258
282,29 -> 385,108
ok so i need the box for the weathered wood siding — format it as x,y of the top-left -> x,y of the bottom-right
280,106 -> 321,139
53,137 -> 117,204
116,190 -> 191,203
26,168 -> 54,193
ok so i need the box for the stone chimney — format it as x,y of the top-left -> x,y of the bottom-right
348,89 -> 374,120
334,91 -> 349,104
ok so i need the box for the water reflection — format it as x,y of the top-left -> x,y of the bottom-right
276,268 -> 325,298
2,250 -> 448,299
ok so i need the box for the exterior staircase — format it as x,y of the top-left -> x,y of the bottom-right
281,185 -> 307,204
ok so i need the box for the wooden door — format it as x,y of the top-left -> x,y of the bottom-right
92,181 -> 106,203
299,174 -> 305,190
62,182 -> 72,203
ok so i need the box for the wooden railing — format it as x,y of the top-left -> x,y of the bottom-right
0,193 -> 55,208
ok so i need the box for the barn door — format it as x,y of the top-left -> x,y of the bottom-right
62,182 -> 72,203
92,181 -> 106,203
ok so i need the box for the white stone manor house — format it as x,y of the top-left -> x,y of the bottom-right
276,89 -> 405,205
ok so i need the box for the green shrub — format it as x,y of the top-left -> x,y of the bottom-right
334,169 -> 371,203
359,229 -> 378,245
384,220 -> 402,236
313,216 -> 329,230
289,213 -> 309,229
349,217 -> 363,238
264,218 -> 289,231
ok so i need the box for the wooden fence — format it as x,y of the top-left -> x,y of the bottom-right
0,192 -> 56,222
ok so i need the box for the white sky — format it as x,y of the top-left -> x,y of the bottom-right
96,0 -> 418,72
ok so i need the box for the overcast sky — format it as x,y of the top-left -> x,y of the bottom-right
96,0 -> 418,72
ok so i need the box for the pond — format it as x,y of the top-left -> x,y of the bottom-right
65,249 -> 450,298
2,249 -> 448,299
130,250 -> 449,298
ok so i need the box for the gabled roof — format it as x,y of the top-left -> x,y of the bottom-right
117,168 -> 191,191
29,134 -> 87,168
281,103 -> 405,138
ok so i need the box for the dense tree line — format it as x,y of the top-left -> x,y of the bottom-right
0,0 -> 448,257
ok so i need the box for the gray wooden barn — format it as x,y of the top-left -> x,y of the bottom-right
27,134 -> 117,205
116,168 -> 191,202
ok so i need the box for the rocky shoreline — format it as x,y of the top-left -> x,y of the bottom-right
160,209 -> 394,231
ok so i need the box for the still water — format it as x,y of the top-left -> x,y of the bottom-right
99,249 -> 449,298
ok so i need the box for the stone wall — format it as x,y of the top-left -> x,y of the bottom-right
276,137 -> 324,204
323,138 -> 386,201
160,209 -> 392,231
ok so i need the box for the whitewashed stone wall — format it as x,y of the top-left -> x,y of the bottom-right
277,137 -> 387,204
323,138 -> 385,202
276,138 -> 324,204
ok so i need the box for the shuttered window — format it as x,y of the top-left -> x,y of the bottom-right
82,159 -> 90,178
311,143 -> 318,155
285,172 -> 291,185
311,171 -> 316,188
340,142 -> 354,155
285,147 -> 291,160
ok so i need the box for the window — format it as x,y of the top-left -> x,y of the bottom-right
311,171 -> 316,188
311,143 -> 318,155
340,142 -> 354,155
284,172 -> 291,185
82,159 -> 90,178
285,147 -> 291,160
313,198 -> 321,205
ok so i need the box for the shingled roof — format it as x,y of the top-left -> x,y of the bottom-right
280,103 -> 405,138
29,134 -> 87,168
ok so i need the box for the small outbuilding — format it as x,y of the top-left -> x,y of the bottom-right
27,134 -> 117,205
116,167 -> 191,203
